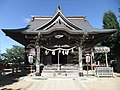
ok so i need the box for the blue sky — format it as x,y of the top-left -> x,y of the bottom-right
0,0 -> 119,53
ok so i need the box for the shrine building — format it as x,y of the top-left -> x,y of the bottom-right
2,7 -> 117,76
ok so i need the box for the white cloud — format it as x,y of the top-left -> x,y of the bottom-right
24,18 -> 30,23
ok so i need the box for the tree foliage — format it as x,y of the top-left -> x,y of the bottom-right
2,45 -> 25,66
101,11 -> 120,59
102,11 -> 119,55
103,11 -> 119,29
100,10 -> 120,72
95,11 -> 119,69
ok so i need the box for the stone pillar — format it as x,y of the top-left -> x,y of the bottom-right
35,45 -> 41,76
78,47 -> 83,76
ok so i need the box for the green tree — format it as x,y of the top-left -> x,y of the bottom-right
3,45 -> 25,73
103,11 -> 119,29
102,11 -> 120,72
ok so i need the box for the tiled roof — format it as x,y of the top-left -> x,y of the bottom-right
2,7 -> 117,46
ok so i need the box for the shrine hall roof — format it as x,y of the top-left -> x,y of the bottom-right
2,7 -> 117,34
2,7 -> 117,46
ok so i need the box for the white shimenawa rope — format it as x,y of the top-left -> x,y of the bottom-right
42,46 -> 76,55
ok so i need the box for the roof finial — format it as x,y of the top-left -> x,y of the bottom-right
58,6 -> 61,10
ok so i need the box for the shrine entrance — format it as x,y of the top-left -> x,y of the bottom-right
52,51 -> 67,64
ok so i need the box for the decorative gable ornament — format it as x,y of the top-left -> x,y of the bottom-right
55,34 -> 64,39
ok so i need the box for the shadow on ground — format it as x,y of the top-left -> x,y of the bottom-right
1,88 -> 22,90
0,72 -> 28,88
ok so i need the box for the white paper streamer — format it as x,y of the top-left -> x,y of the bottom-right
71,48 -> 74,53
45,50 -> 49,55
59,49 -> 61,53
65,50 -> 69,55
62,50 -> 65,55
52,50 -> 55,55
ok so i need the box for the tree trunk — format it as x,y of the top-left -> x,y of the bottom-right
116,55 -> 120,73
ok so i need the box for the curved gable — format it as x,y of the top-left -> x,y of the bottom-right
35,7 -> 83,31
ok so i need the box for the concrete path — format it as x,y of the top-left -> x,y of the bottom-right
27,78 -> 86,90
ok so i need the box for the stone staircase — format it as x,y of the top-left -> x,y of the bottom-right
41,64 -> 79,77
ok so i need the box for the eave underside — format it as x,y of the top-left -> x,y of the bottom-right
2,29 -> 117,50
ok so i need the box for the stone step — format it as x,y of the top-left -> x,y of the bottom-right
42,70 -> 79,73
41,72 -> 79,77
43,66 -> 78,70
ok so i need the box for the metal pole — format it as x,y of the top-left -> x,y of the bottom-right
58,50 -> 60,71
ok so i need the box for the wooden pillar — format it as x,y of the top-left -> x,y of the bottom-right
35,45 -> 41,76
78,47 -> 83,76
90,48 -> 93,70
90,55 -> 93,70
58,51 -> 60,71
24,47 -> 29,64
